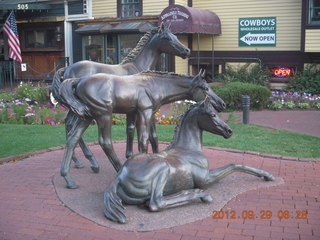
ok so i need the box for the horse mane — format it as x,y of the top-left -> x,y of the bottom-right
120,27 -> 159,65
165,103 -> 200,151
140,70 -> 193,79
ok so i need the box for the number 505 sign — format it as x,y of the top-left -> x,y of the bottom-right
17,4 -> 29,10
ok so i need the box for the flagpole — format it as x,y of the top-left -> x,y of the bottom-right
6,11 -> 15,90
12,60 -> 16,90
2,11 -> 13,30
2,9 -> 22,89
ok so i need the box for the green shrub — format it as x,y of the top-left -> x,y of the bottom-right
0,92 -> 15,103
286,64 -> 320,94
212,82 -> 271,110
269,102 -> 283,111
11,103 -> 28,120
16,82 -> 48,104
0,109 -> 9,123
284,101 -> 295,109
215,63 -> 270,86
297,102 -> 310,109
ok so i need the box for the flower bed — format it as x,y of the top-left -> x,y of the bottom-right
269,90 -> 320,110
0,98 -> 67,125
2,82 -> 319,126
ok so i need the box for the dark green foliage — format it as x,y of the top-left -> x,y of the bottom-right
0,92 -> 15,103
286,64 -> 320,94
215,63 -> 270,86
15,83 -> 48,103
212,82 -> 271,110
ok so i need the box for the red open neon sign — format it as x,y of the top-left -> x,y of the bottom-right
272,67 -> 293,78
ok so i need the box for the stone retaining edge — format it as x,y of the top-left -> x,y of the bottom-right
1,141 -> 319,165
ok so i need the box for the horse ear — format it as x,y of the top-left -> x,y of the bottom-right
192,69 -> 202,85
195,69 -> 204,80
159,22 -> 165,32
201,69 -> 206,78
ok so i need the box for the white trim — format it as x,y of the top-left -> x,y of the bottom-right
66,14 -> 93,21
65,0 -> 93,22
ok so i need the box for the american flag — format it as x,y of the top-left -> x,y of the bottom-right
2,11 -> 22,63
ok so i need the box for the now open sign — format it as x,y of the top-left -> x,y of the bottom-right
239,17 -> 276,47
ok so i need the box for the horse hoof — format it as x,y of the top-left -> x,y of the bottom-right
91,166 -> 100,173
74,162 -> 84,169
149,205 -> 159,212
67,184 -> 79,189
264,174 -> 275,181
201,195 -> 213,203
118,216 -> 127,224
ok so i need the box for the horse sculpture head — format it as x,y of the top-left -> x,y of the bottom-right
197,98 -> 233,139
151,23 -> 190,59
190,69 -> 226,112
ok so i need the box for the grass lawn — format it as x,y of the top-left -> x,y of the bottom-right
0,123 -> 319,159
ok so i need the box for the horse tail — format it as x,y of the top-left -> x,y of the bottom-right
59,78 -> 91,118
104,178 -> 127,223
51,67 -> 65,103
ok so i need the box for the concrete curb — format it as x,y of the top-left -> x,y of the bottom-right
1,140 -> 319,165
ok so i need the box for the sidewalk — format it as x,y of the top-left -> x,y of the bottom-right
160,104 -> 320,137
0,110 -> 319,240
220,110 -> 320,137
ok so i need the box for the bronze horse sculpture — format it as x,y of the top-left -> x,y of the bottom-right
58,70 -> 225,189
103,100 -> 275,223
52,25 -> 194,170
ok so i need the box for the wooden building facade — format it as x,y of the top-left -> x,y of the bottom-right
1,0 -> 319,88
0,0 -> 91,83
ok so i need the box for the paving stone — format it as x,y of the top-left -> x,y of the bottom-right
0,117 -> 319,240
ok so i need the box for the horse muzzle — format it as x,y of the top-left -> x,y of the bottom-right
223,128 -> 233,139
180,48 -> 191,59
211,99 -> 226,113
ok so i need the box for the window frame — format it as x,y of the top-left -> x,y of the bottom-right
118,0 -> 142,18
22,26 -> 64,51
308,0 -> 320,25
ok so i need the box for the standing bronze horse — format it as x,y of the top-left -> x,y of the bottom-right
52,25 -> 193,170
58,70 -> 225,189
103,100 -> 275,223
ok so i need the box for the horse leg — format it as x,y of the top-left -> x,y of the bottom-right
205,163 -> 275,185
65,111 -> 84,168
136,109 -> 153,153
61,117 -> 91,189
148,166 -> 212,211
149,122 -> 159,153
125,113 -> 137,159
66,111 -> 99,172
96,114 -> 122,172
78,137 -> 100,173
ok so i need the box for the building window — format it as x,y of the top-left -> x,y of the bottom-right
159,53 -> 168,72
82,33 -> 143,63
24,28 -> 63,49
105,35 -> 118,64
68,0 -> 89,15
82,35 -> 103,62
120,0 -> 142,18
309,0 -> 320,24
119,34 -> 142,61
